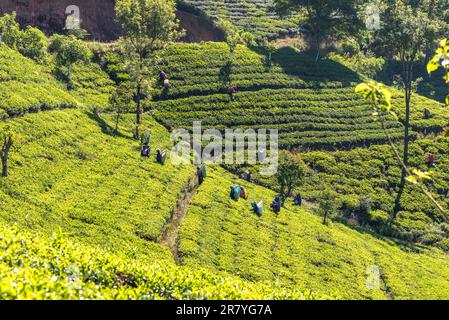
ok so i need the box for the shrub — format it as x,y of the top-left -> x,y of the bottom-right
337,38 -> 360,56
17,26 -> 48,61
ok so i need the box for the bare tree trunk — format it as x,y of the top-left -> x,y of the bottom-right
287,185 -> 293,198
67,63 -> 72,80
394,60 -> 413,218
315,36 -> 321,62
1,152 -> 8,177
115,113 -> 120,135
135,84 -> 142,140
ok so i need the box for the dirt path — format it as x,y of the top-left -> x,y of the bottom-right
160,174 -> 199,264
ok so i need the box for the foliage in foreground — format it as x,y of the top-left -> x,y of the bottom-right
0,224 -> 319,300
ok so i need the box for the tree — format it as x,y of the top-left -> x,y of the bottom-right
317,189 -> 338,225
109,84 -> 135,134
218,20 -> 246,63
49,34 -> 92,81
377,0 -> 436,216
0,13 -> 47,61
1,125 -> 17,177
356,80 -> 449,222
428,39 -> 449,104
275,151 -> 306,198
420,0 -> 449,62
17,26 -> 48,61
273,0 -> 364,61
258,37 -> 277,68
115,0 -> 182,139
0,12 -> 21,49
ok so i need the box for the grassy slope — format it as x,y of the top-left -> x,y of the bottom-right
0,109 -> 195,261
0,42 -> 114,118
179,165 -> 449,300
0,43 -> 80,117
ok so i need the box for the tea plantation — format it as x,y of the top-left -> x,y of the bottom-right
179,166 -> 449,299
2,7 -> 449,300
151,43 -> 449,149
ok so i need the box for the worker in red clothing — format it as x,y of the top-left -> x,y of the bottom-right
427,154 -> 436,168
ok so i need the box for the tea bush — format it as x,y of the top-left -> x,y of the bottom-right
0,223 -> 320,300
0,42 -> 114,116
0,43 -> 80,116
151,43 -> 449,149
229,140 -> 449,247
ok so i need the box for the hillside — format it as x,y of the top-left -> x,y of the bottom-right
0,109 -> 195,261
2,3 -> 449,302
0,43 -> 79,117
179,166 -> 449,299
150,43 -> 449,150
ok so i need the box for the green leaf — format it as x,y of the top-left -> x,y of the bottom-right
427,57 -> 440,74
355,83 -> 370,94
406,176 -> 418,185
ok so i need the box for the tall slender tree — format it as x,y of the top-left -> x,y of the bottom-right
115,0 -> 182,139
0,125 -> 20,177
377,0 -> 436,216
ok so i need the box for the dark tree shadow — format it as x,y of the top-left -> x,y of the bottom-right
270,46 -> 362,86
376,59 -> 448,103
87,112 -> 134,140
333,216 -> 428,255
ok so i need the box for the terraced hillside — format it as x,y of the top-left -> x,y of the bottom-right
151,43 -> 448,149
181,0 -> 301,39
0,109 -> 195,261
228,141 -> 449,249
178,166 -> 449,300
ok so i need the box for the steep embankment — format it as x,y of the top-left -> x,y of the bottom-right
178,165 -> 449,300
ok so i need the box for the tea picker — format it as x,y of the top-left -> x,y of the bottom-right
141,130 -> 151,158
156,149 -> 167,165
252,200 -> 263,217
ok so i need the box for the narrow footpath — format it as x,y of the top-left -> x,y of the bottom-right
160,173 -> 199,263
